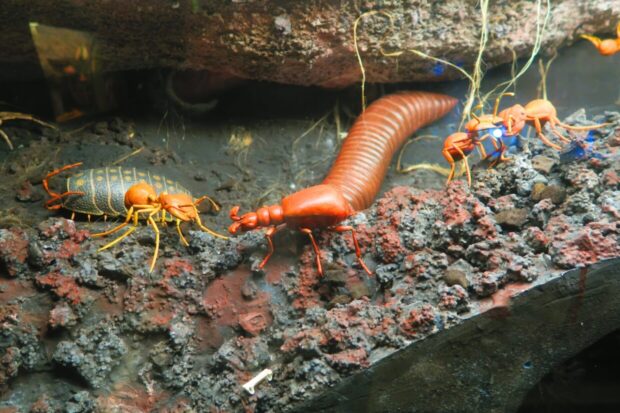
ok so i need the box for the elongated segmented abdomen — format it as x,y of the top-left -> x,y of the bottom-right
63,167 -> 191,216
322,91 -> 458,211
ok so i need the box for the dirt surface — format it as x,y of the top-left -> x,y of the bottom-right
1,0 -> 620,86
1,43 -> 620,412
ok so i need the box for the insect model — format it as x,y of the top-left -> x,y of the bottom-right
581,22 -> 620,56
229,91 -> 458,276
443,94 -> 518,186
43,162 -> 227,272
443,93 -> 609,186
497,98 -> 609,150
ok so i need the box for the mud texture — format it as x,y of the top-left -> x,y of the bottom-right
1,1 -> 619,86
1,98 -> 619,413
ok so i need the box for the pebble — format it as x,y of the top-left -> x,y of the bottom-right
494,208 -> 528,229
531,183 -> 566,204
443,269 -> 468,288
531,155 -> 557,174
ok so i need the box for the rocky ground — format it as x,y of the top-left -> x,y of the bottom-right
0,103 -> 618,412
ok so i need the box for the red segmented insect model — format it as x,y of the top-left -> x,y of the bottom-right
229,91 -> 458,276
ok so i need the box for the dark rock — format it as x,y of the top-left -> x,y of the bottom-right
241,279 -> 258,300
52,323 -> 127,389
65,391 -> 95,413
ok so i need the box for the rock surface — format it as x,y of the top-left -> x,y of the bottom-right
1,1 -> 619,86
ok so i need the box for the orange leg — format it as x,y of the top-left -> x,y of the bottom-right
474,132 -> 502,163
546,118 -> 572,143
299,227 -> 323,277
194,195 -> 221,212
92,205 -> 159,238
452,144 -> 472,187
499,146 -> 512,162
507,115 -> 516,135
333,225 -> 372,275
257,224 -> 285,270
530,117 -> 561,150
165,202 -> 227,239
43,162 -> 85,209
442,149 -> 457,185
193,209 -> 229,239
147,212 -> 161,273
556,117 -> 610,132
176,219 -> 189,246
475,133 -> 500,155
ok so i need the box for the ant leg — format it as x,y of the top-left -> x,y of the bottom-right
507,115 -> 515,135
452,144 -> 472,186
176,219 -> 189,246
549,123 -> 572,143
299,227 -> 323,277
96,207 -> 157,248
546,118 -> 572,143
557,117 -> 610,132
98,225 -> 137,252
194,195 -> 221,212
92,206 -> 135,238
581,34 -> 601,48
499,147 -> 512,162
532,117 -> 562,150
461,151 -> 472,186
147,213 -> 161,273
0,129 -> 13,150
474,133 -> 493,158
442,150 -> 457,185
194,212 -> 229,239
332,225 -> 372,275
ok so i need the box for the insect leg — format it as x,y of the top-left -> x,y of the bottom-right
194,212 -> 229,239
442,149 -> 457,185
332,225 -> 372,275
98,225 -> 137,252
176,219 -> 189,247
44,191 -> 85,210
147,212 -> 161,273
92,206 -> 135,238
299,227 -> 323,277
194,195 -> 221,212
42,162 -> 83,206
453,143 -> 472,186
96,206 -> 158,250
532,117 -> 562,150
0,129 -> 13,150
547,118 -> 572,143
